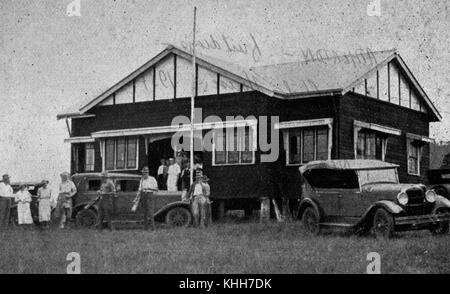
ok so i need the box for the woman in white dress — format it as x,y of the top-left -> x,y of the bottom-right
37,180 -> 52,228
15,185 -> 33,227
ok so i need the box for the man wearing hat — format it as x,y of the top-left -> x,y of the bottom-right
0,174 -> 14,228
134,166 -> 158,230
57,172 -> 77,229
188,169 -> 211,227
97,171 -> 116,231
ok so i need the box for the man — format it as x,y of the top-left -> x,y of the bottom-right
0,174 -> 14,228
188,170 -> 211,227
157,159 -> 167,190
57,172 -> 77,229
166,158 -> 181,192
134,166 -> 158,230
97,172 -> 116,231
180,162 -> 190,201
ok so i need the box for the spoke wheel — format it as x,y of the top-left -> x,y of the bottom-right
75,209 -> 98,228
372,208 -> 394,238
302,207 -> 320,235
166,207 -> 192,227
430,209 -> 450,235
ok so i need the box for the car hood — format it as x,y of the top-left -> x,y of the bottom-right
361,182 -> 426,199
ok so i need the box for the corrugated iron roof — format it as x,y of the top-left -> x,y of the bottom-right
57,45 -> 440,121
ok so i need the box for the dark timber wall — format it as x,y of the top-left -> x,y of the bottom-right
70,90 -> 432,201
339,92 -> 431,184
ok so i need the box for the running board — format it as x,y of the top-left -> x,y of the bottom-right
319,222 -> 355,228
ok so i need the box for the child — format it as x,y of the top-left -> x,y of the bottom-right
37,180 -> 52,228
15,185 -> 33,227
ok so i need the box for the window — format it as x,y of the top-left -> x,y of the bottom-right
356,131 -> 385,160
213,126 -> 255,165
407,140 -> 422,175
105,137 -> 139,170
85,143 -> 95,172
87,179 -> 101,191
116,179 -> 140,192
286,126 -> 329,165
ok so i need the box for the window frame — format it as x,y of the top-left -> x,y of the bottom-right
353,120 -> 401,161
212,124 -> 257,166
284,126 -> 331,166
406,138 -> 422,176
84,143 -> 96,172
103,137 -> 139,171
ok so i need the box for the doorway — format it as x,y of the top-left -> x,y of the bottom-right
147,138 -> 174,177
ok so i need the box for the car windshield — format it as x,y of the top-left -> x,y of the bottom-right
357,168 -> 398,186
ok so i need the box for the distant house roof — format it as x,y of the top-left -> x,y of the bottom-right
57,45 -> 441,121
300,160 -> 400,173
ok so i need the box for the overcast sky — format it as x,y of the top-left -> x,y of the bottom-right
0,0 -> 449,186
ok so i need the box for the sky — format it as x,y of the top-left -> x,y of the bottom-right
0,0 -> 449,188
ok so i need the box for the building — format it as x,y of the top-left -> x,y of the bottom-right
57,45 -> 441,215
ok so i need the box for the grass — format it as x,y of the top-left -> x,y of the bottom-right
0,219 -> 449,274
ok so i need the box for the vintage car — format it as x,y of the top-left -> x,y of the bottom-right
428,168 -> 450,199
71,173 -> 192,228
10,181 -> 45,225
297,160 -> 450,238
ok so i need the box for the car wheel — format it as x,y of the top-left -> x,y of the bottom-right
372,208 -> 394,238
302,207 -> 320,235
165,207 -> 192,227
430,209 -> 450,235
75,209 -> 98,228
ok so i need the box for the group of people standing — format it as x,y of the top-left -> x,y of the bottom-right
0,172 -> 77,229
156,154 -> 203,193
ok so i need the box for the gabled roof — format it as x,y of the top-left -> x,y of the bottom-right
57,45 -> 441,121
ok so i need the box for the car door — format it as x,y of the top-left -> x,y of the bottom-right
114,178 -> 140,216
314,188 -> 341,216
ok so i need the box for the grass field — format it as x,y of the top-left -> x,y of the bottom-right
0,219 -> 449,274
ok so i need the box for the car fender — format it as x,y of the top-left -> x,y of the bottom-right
433,195 -> 450,213
154,201 -> 191,218
296,198 -> 321,220
359,200 -> 403,225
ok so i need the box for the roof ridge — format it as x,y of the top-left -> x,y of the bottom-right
251,48 -> 397,69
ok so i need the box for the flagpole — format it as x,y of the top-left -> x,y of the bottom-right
190,7 -> 197,186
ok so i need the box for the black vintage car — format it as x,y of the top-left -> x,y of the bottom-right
297,160 -> 450,238
428,168 -> 450,199
71,173 -> 192,228
10,181 -> 45,225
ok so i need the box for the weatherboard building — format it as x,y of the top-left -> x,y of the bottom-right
58,45 -> 441,215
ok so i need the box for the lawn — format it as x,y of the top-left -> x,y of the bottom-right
0,220 -> 449,274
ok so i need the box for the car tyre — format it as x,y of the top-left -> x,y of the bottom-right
372,208 -> 394,238
165,207 -> 192,227
430,209 -> 450,235
302,207 -> 320,235
75,209 -> 98,228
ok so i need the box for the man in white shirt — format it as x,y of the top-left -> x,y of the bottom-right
57,172 -> 77,229
0,174 -> 14,228
166,158 -> 181,191
135,166 -> 158,230
188,170 -> 211,227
